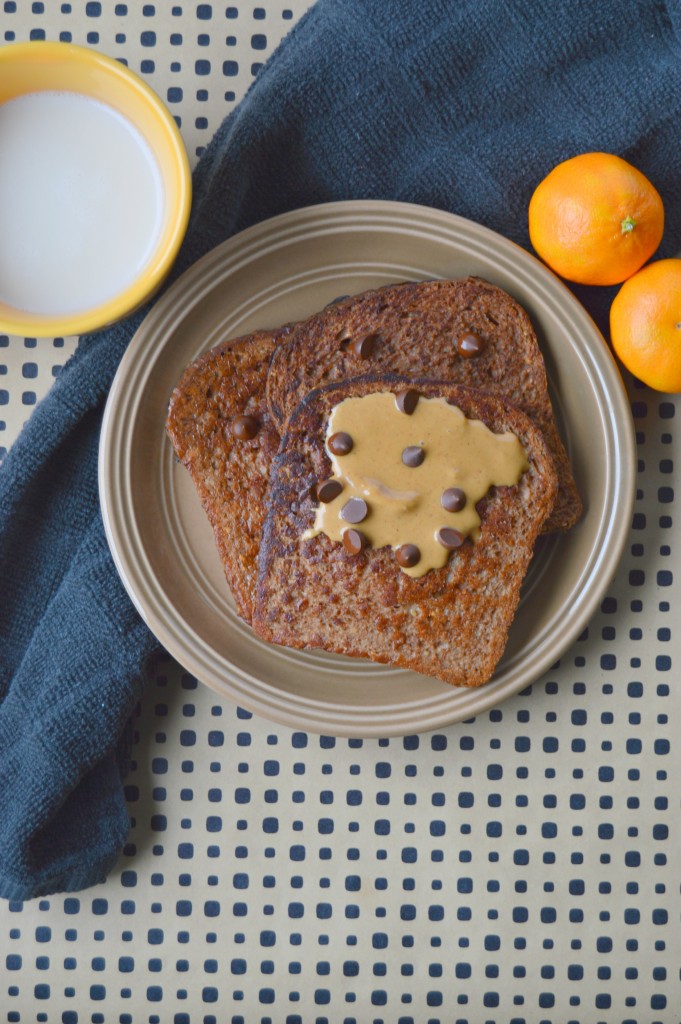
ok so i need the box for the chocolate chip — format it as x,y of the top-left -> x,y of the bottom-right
326,295 -> 350,307
336,326 -> 353,348
350,333 -> 379,359
395,543 -> 421,568
343,528 -> 367,555
395,389 -> 420,415
340,497 -> 368,524
437,527 -> 465,550
328,431 -> 353,456
231,413 -> 260,440
457,331 -> 486,358
402,445 -> 425,467
316,479 -> 343,503
441,487 -> 467,512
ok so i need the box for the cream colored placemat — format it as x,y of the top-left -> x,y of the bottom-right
1,3 -> 680,1022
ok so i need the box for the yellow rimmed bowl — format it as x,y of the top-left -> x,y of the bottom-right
0,41 -> 192,338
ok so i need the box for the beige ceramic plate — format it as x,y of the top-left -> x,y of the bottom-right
99,200 -> 635,737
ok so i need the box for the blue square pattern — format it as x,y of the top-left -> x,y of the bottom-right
0,2 -> 680,1023
3,457 -> 681,1023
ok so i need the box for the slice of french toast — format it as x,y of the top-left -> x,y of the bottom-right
166,329 -> 288,622
253,374 -> 558,688
266,277 -> 581,532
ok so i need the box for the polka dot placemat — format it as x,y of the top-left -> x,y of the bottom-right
1,5 -> 680,1023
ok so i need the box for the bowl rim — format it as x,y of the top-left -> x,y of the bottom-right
0,40 -> 192,338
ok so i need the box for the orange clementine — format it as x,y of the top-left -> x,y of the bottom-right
528,152 -> 664,286
610,259 -> 681,392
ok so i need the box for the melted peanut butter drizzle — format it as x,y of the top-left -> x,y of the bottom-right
305,392 -> 529,578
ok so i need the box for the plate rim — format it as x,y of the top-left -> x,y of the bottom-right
99,198 -> 636,736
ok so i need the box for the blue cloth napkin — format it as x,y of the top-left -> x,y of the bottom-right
2,0 -> 681,900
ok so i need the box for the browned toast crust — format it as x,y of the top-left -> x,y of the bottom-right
253,374 -> 559,688
166,329 -> 289,622
266,278 -> 581,532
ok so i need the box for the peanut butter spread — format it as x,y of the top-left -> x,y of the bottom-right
305,391 -> 529,578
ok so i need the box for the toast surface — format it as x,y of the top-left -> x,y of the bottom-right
266,277 -> 580,532
166,329 -> 287,622
253,374 -> 559,687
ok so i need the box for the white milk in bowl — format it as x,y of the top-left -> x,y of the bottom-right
0,91 -> 165,317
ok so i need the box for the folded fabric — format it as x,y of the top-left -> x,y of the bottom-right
2,0 -> 681,900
